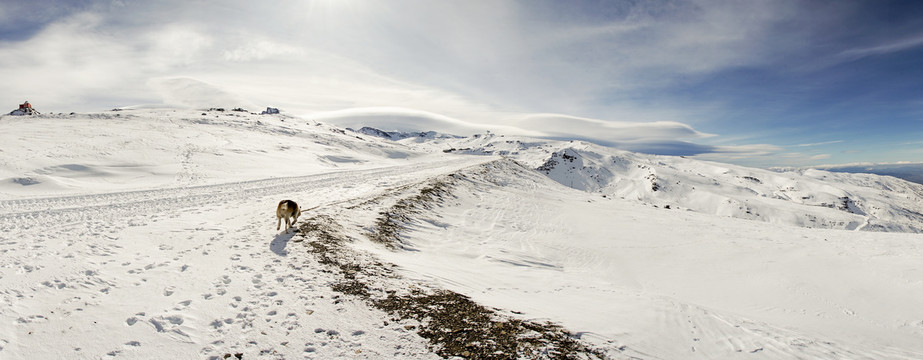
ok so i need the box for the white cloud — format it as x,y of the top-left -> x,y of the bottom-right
0,0 -> 828,167
4,0 -> 793,113
143,25 -> 214,70
697,144 -> 785,159
691,144 -> 827,168
835,33 -> 923,61
223,38 -> 306,62
0,12 -> 152,107
147,77 -> 257,110
793,140 -> 844,147
307,107 -> 540,137
506,113 -> 713,142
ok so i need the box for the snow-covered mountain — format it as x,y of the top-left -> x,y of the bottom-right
800,162 -> 923,186
346,126 -> 462,142
2,110 -> 922,359
385,131 -> 923,233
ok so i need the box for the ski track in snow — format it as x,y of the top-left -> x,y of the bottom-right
0,157 -> 489,359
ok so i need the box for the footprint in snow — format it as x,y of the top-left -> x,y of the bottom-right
149,315 -> 184,333
209,318 -> 234,329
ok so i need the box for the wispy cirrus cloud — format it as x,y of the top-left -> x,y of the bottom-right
835,34 -> 923,62
793,140 -> 844,147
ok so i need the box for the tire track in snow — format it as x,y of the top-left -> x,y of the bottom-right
0,156 -> 492,359
0,157 -> 494,233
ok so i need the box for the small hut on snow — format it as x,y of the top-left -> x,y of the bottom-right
9,101 -> 40,116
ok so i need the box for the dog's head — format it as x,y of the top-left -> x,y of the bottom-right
278,199 -> 299,215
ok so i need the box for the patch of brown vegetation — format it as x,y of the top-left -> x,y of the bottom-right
375,288 -> 606,359
368,177 -> 456,248
297,174 -> 610,359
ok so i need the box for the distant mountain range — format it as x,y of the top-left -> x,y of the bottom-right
798,163 -> 923,185
355,126 -> 923,233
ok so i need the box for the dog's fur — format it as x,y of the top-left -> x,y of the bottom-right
276,199 -> 301,232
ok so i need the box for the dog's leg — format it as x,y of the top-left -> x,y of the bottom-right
276,216 -> 281,230
285,216 -> 292,232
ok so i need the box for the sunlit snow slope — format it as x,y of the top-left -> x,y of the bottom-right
1,109 -> 922,359
383,131 -> 923,233
364,159 -> 923,359
0,109 -> 492,359
0,109 -> 420,198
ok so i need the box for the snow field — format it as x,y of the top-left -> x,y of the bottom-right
0,110 -> 496,359
0,158 -> 489,359
0,110 -> 420,198
363,159 -> 923,359
2,109 -> 923,359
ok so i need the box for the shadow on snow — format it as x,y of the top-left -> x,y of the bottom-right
270,232 -> 296,256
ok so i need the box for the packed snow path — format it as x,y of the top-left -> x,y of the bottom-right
0,157 -> 491,359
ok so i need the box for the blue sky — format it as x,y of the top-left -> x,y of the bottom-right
1,0 -> 922,168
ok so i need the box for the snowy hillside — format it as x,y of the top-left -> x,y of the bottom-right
346,126 -> 462,142
360,159 -> 923,359
1,109 -> 923,359
0,109 -> 424,198
803,163 -> 923,186
379,131 -> 923,233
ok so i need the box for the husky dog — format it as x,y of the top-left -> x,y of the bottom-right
276,199 -> 301,232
